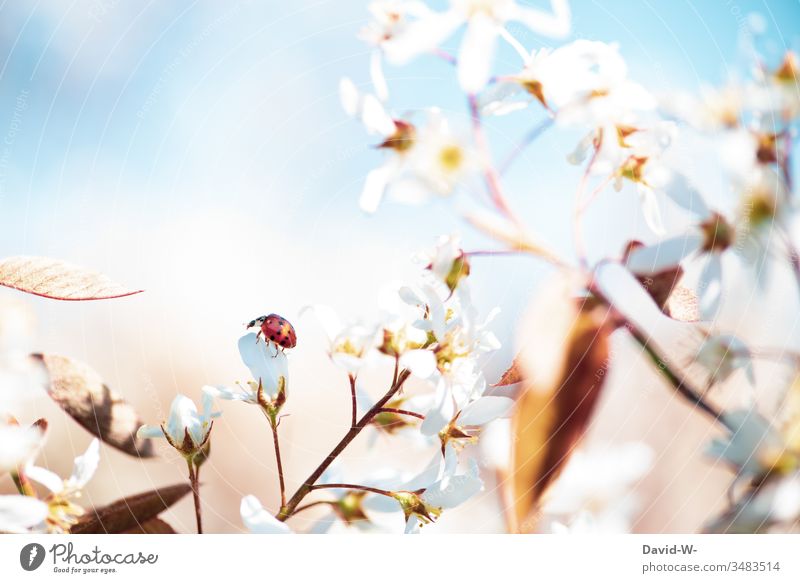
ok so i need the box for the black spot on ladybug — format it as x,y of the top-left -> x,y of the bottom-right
270,334 -> 276,340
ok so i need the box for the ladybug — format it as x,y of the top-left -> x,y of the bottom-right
247,313 -> 297,350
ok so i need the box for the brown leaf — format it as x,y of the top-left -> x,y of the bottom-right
622,240 -> 689,318
34,353 -> 155,458
71,483 -> 191,534
664,285 -> 700,322
122,518 -> 178,534
0,256 -> 143,301
494,357 -> 523,386
510,272 -> 614,532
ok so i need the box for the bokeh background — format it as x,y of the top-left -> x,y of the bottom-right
2,0 -> 799,533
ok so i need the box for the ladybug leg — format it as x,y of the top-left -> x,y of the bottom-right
255,330 -> 262,344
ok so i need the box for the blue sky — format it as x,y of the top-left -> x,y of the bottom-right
0,0 -> 798,376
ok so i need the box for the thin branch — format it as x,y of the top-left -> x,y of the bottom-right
187,461 -> 203,534
467,94 -> 522,227
271,420 -> 287,509
310,483 -> 396,498
276,368 -> 413,521
573,144 -> 602,270
376,407 -> 425,420
349,374 -> 357,429
499,117 -> 554,175
588,277 -> 724,424
292,500 -> 336,515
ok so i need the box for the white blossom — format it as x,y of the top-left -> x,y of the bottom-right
383,0 -> 571,93
240,495 -> 292,534
138,392 -> 219,455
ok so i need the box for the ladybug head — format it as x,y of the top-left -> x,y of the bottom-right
246,315 -> 267,329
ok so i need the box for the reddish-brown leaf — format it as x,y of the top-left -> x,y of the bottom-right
34,353 -> 155,458
0,256 -> 143,301
71,484 -> 191,534
510,273 -> 614,532
122,518 -> 178,534
494,357 -> 523,386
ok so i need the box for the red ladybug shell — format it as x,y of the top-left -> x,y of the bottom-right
260,313 -> 297,349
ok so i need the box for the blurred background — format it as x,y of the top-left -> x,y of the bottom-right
1,0 -> 799,533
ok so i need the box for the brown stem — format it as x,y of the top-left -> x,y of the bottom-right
276,369 -> 412,521
376,407 -> 425,420
468,94 -> 521,226
588,277 -> 724,424
292,500 -> 336,515
573,144 -> 601,270
270,419 -> 287,509
187,460 -> 203,534
349,374 -> 357,429
310,483 -> 396,498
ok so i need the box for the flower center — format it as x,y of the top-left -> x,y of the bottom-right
438,144 -> 464,173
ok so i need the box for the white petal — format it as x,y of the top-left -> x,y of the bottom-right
457,13 -> 499,94
67,438 -> 100,490
0,495 -> 48,533
423,460 -> 483,509
400,349 -> 437,379
361,94 -> 396,136
166,394 -> 199,445
25,465 -> 64,494
405,450 -> 445,491
137,424 -> 166,439
202,384 -> 249,404
459,396 -> 514,426
404,516 -> 421,534
339,77 -> 360,117
370,51 -> 389,102
383,10 -> 462,65
511,0 -> 571,38
238,333 -> 289,399
0,424 -> 44,472
240,495 -> 292,534
360,161 -> 396,214
639,186 -> 666,235
300,304 -> 343,343
363,493 -> 402,513
699,254 -> 723,319
420,380 -> 455,436
661,172 -> 710,217
625,232 -> 703,276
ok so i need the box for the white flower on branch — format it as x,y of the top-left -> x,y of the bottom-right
358,1 -> 434,101
626,165 -> 789,318
341,81 -> 477,213
705,471 -> 800,533
383,0 -> 571,93
301,305 -> 376,375
362,444 -> 483,533
483,40 -> 654,124
694,334 -> 755,388
706,409 -> 795,477
24,439 -> 100,532
138,392 -> 220,457
205,333 -> 290,410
